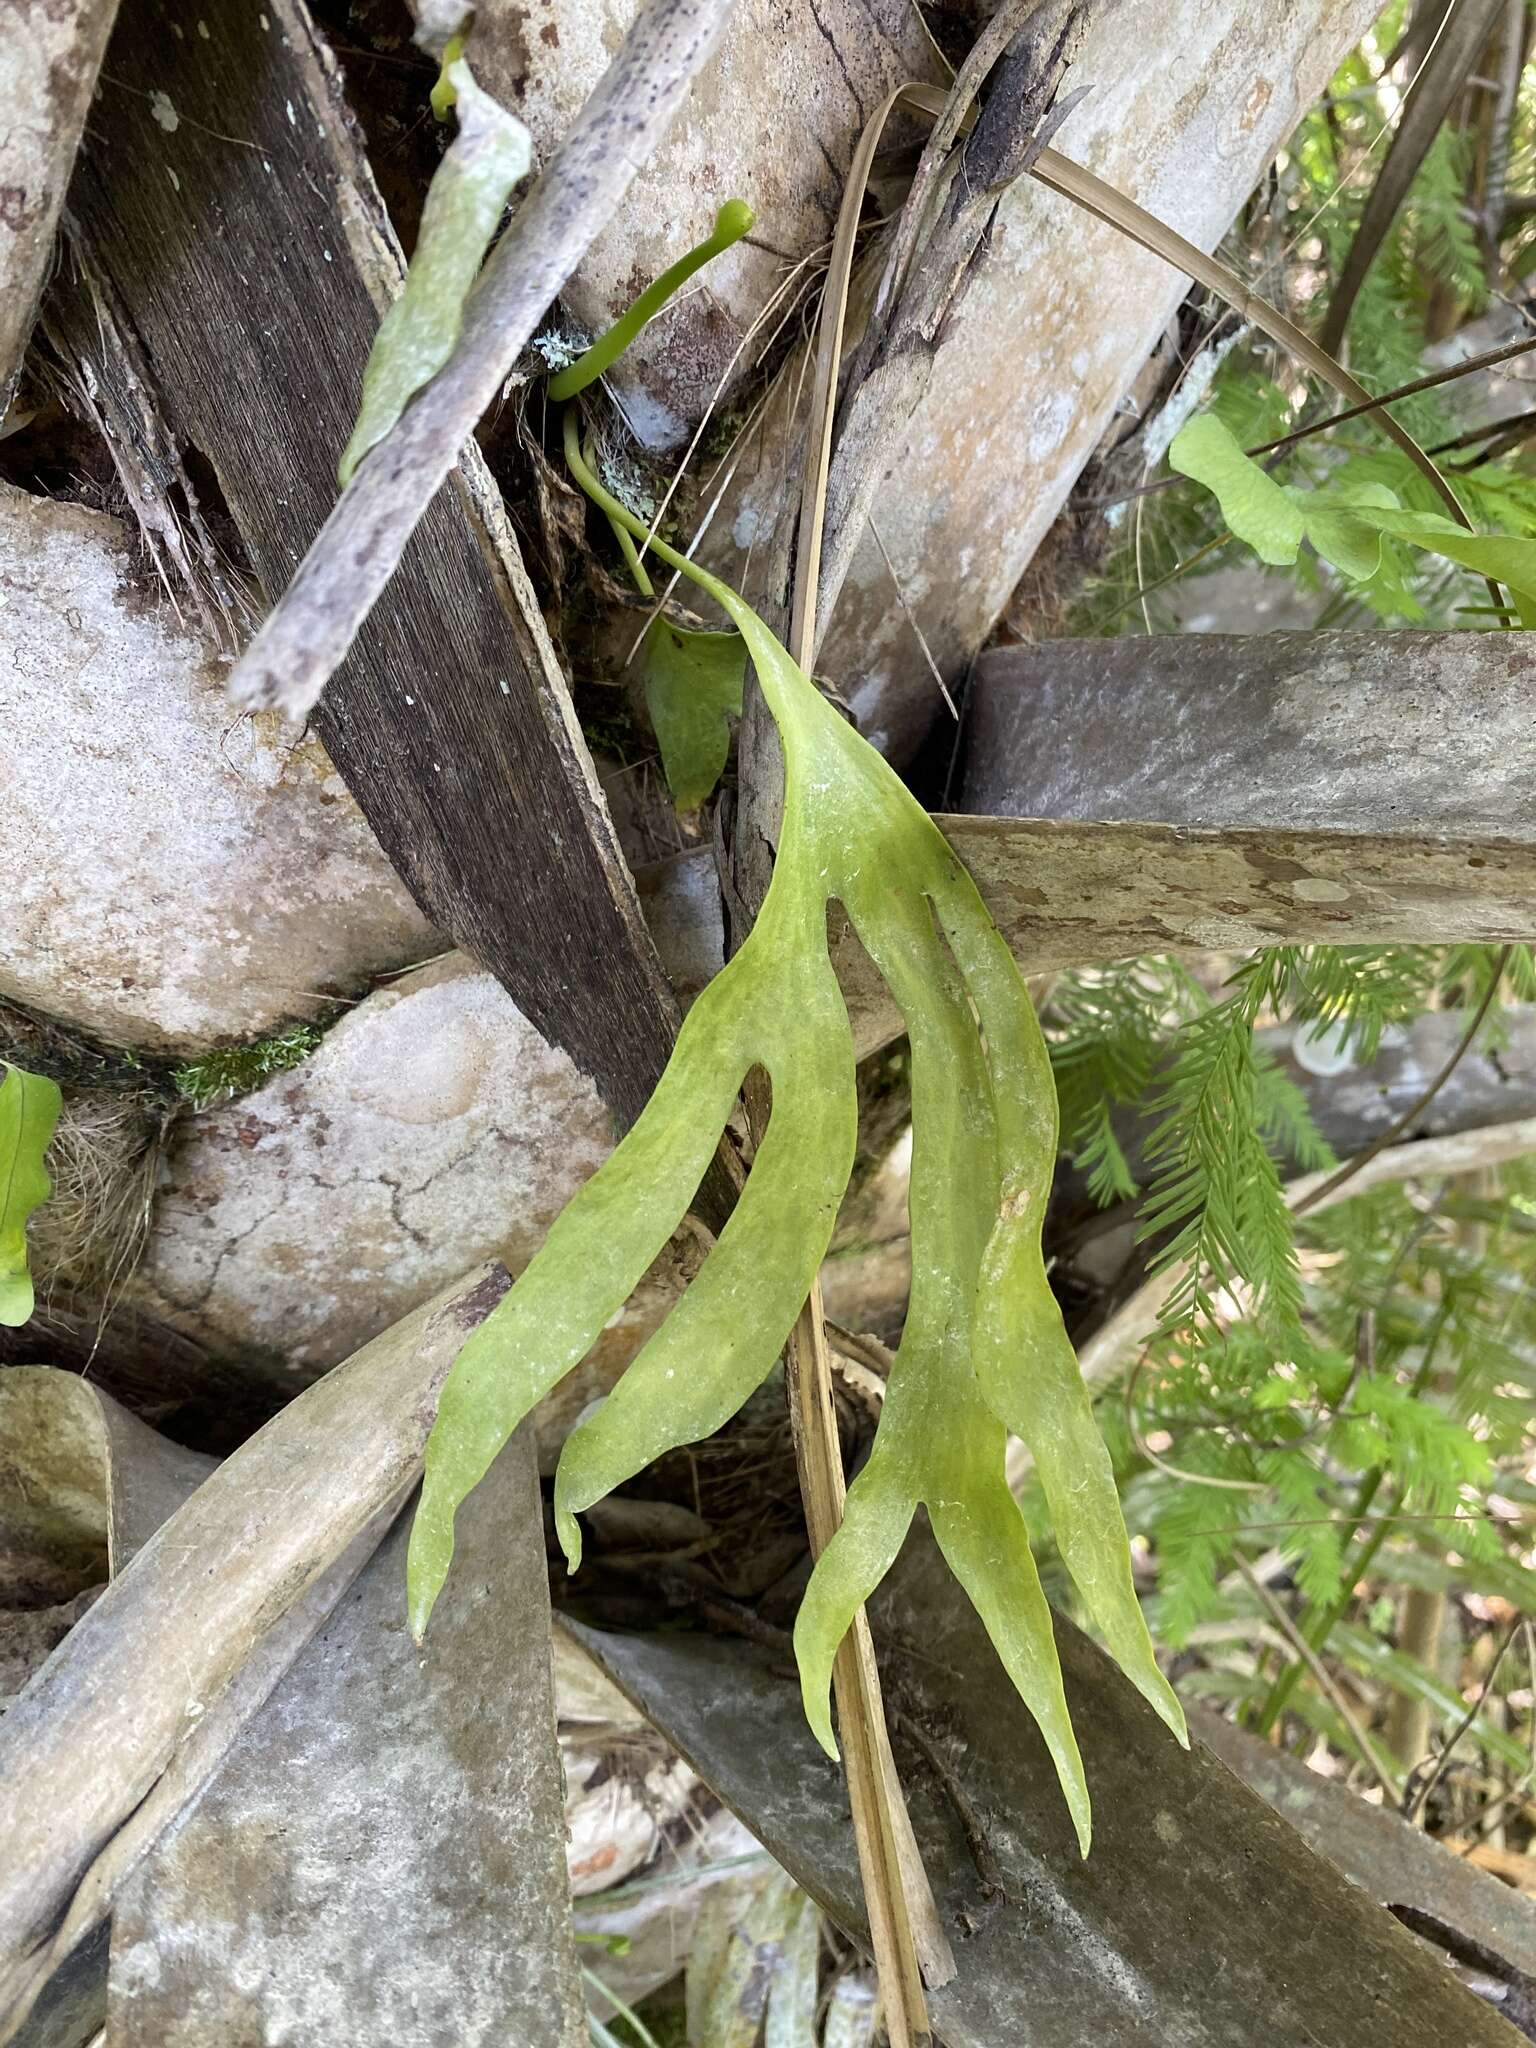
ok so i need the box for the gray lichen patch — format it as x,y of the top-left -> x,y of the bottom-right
1,484 -> 436,1054
129,957 -> 678,1395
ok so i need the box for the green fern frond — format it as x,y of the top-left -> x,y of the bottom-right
1047,957 -> 1202,1205
1139,952 -> 1307,1338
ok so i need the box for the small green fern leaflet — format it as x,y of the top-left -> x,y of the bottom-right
1169,413 -> 1536,623
407,408 -> 1186,1854
1139,953 -> 1311,1340
1047,959 -> 1204,1205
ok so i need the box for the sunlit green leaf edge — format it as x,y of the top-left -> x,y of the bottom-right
1170,413 -> 1536,624
0,1064 -> 62,1327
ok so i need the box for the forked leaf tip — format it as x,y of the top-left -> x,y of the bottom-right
405,1561 -> 440,1645
1163,1691 -> 1191,1750
555,1504 -> 584,1573
799,1673 -> 840,1763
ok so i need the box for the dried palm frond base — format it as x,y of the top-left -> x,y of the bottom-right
26,1090 -> 164,1308
556,1630 -> 879,2045
0,997 -> 169,1316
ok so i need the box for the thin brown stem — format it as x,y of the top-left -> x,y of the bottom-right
1236,1558 -> 1401,1798
1405,1619 -> 1526,1823
1082,332 -> 1536,513
1293,950 -> 1513,1218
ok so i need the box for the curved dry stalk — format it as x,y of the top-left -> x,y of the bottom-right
1293,950 -> 1513,1216
0,1268 -> 507,2044
1051,1112 -> 1536,1430
1028,145 -> 1479,539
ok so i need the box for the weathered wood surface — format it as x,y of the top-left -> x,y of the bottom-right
223,0 -> 737,727
567,1531 -> 1520,2046
711,0 -> 1381,768
0,1266 -> 508,2043
928,630 -> 1536,1042
0,1366 -> 215,1581
805,1 -> 1085,668
962,632 -> 1536,838
650,630 -> 1536,1058
58,0 -> 680,1127
110,1429 -> 584,2048
1189,1700 -> 1536,1981
833,809 -> 1536,1056
0,0 -> 118,408
459,0 -> 944,447
1,1373 -> 213,2048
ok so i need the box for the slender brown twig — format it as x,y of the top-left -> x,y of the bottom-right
1236,1557 -> 1401,1799
1082,331 -> 1536,513
1405,1619 -> 1528,1824
1293,951 -> 1513,1218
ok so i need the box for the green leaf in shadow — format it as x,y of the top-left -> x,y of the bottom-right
641,620 -> 744,811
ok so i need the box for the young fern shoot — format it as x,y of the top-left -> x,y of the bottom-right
386,180 -> 1185,1849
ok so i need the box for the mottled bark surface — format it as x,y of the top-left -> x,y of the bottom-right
0,0 -> 118,406
110,1431 -> 583,2048
711,0 -> 1382,766
569,1529 -> 1522,2046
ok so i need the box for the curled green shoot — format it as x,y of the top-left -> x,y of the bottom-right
429,33 -> 465,122
546,200 -> 756,403
406,395 -> 1185,1852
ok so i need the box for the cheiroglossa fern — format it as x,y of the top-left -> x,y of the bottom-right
356,130 -> 1187,1848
